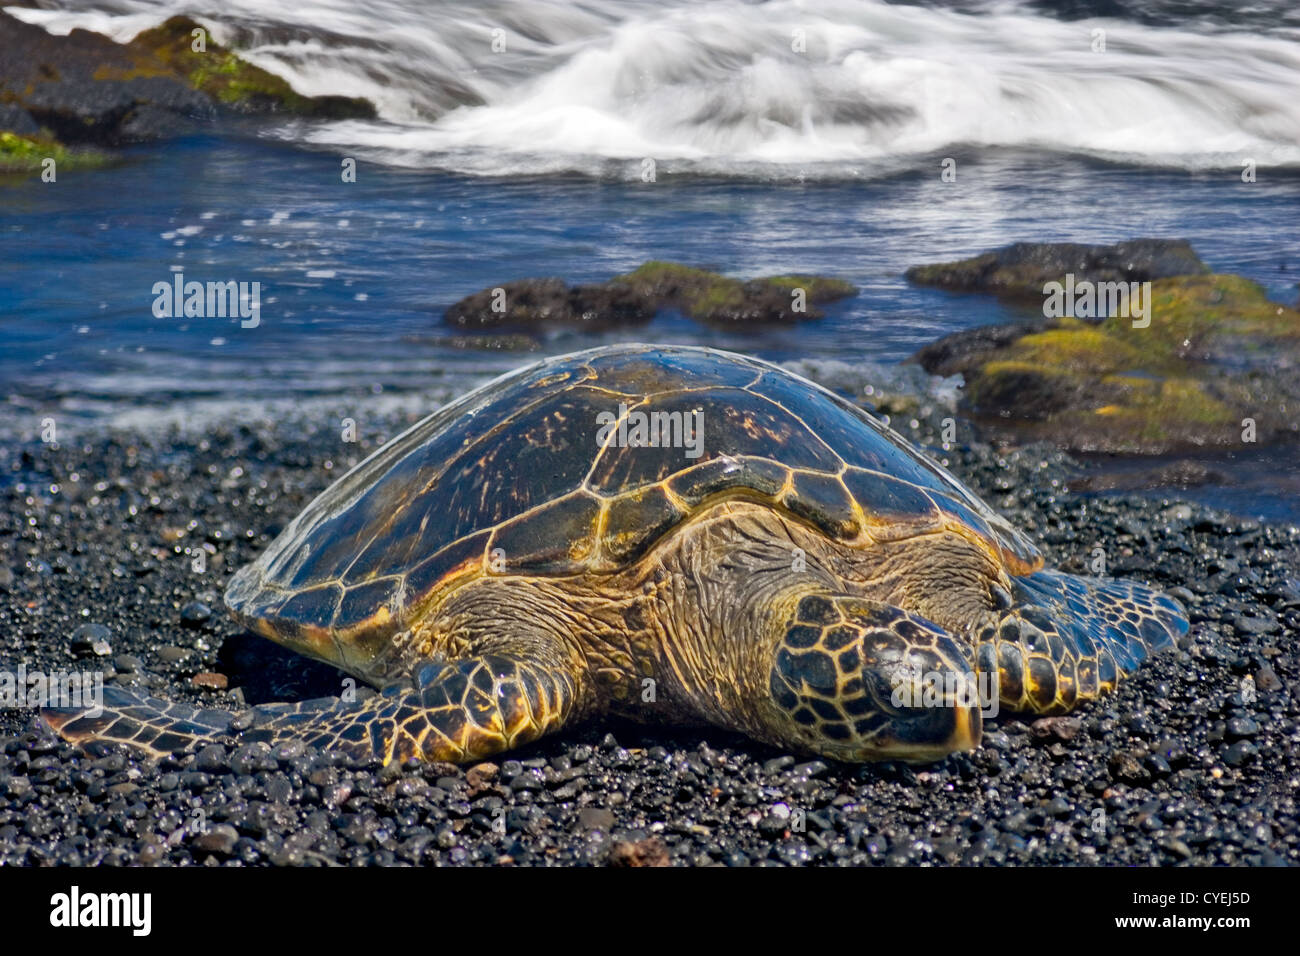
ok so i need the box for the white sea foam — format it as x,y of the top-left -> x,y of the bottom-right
10,0 -> 1300,175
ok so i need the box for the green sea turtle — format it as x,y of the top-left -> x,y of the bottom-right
44,344 -> 1186,765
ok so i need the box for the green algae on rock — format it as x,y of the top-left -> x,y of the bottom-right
127,17 -> 374,119
0,11 -> 373,160
614,261 -> 857,323
445,278 -> 654,331
912,267 -> 1300,455
0,130 -> 112,174
445,262 -> 859,331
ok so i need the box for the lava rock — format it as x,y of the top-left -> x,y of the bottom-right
180,601 -> 213,627
70,624 -> 112,658
905,239 -> 1208,298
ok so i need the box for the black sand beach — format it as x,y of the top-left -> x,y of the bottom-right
3,395 -> 1295,867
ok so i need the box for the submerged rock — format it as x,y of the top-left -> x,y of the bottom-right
613,261 -> 858,324
443,261 -> 858,333
905,238 -> 1209,298
446,278 -> 653,332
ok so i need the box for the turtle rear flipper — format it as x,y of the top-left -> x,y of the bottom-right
978,570 -> 1188,714
44,651 -> 589,765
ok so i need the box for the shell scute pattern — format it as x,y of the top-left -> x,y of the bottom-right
487,490 -> 604,575
783,470 -> 861,539
227,345 -> 1044,645
602,486 -> 684,564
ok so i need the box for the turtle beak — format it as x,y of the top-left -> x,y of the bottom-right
872,674 -> 983,762
857,644 -> 985,762
887,690 -> 983,762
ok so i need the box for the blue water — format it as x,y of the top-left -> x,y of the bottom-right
4,134 -> 1297,418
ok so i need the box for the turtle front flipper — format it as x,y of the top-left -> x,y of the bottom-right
977,569 -> 1188,715
44,651 -> 590,765
763,594 -> 983,763
43,687 -> 240,761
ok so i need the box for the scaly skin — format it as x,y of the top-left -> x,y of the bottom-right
45,500 -> 1185,764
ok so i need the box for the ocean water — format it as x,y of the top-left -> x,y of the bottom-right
15,0 -> 1300,174
2,0 -> 1298,519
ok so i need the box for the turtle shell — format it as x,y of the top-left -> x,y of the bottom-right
226,345 -> 1041,649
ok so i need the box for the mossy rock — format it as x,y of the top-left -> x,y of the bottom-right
613,261 -> 857,323
445,278 -> 653,331
446,262 -> 858,331
1100,273 -> 1300,360
127,17 -> 374,118
614,262 -> 744,317
1047,377 -> 1241,450
925,271 -> 1300,454
1006,323 -> 1149,376
0,130 -> 66,172
965,361 -> 1088,421
757,274 -> 860,302
0,130 -> 111,174
0,10 -> 375,158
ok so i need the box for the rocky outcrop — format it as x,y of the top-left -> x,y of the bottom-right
445,262 -> 858,331
905,239 -> 1209,299
128,17 -> 374,120
613,262 -> 858,324
446,279 -> 653,332
0,12 -> 372,159
909,255 -> 1300,454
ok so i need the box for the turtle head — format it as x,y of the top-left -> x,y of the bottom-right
764,593 -> 984,763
